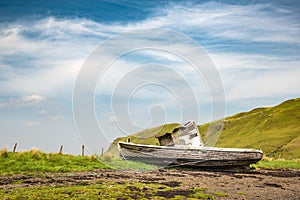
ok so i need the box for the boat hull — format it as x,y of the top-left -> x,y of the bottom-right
118,142 -> 263,168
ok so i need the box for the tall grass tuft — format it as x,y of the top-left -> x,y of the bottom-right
102,153 -> 112,162
0,146 -> 8,158
29,147 -> 42,159
90,154 -> 97,161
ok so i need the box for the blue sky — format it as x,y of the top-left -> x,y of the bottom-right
0,0 -> 299,154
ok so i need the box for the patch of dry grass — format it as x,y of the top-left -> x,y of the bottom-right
102,153 -> 112,162
0,146 -> 8,157
28,147 -> 42,159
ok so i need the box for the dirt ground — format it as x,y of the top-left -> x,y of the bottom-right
0,168 -> 299,199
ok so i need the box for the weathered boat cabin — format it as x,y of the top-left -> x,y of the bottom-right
156,121 -> 203,148
156,133 -> 174,146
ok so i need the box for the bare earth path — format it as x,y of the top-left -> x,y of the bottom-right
0,169 -> 299,199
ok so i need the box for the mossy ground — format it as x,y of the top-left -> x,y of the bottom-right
1,167 -> 299,200
0,180 -> 228,200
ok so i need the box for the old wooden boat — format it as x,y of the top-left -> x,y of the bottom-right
118,121 -> 263,168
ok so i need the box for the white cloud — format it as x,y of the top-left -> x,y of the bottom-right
226,68 -> 300,100
0,94 -> 47,109
149,2 -> 300,44
208,52 -> 300,101
51,115 -> 63,121
0,102 -> 9,109
137,49 -> 184,62
20,94 -> 47,104
24,121 -> 40,127
0,58 -> 84,96
210,53 -> 299,71
38,109 -> 47,115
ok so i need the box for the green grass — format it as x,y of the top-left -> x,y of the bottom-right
0,151 -> 110,175
99,157 -> 158,171
108,98 -> 300,160
0,149 -> 159,175
214,191 -> 228,197
191,192 -> 213,199
251,158 -> 300,170
189,188 -> 213,199
192,188 -> 209,192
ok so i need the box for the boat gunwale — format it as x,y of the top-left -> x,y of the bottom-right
118,141 -> 263,153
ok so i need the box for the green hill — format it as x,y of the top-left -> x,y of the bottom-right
109,98 -> 300,159
214,98 -> 300,159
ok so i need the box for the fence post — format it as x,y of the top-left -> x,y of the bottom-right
101,147 -> 104,156
81,145 -> 85,156
59,145 -> 63,154
13,143 -> 17,153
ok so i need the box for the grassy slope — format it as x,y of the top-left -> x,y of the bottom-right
109,98 -> 300,159
214,98 -> 300,159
